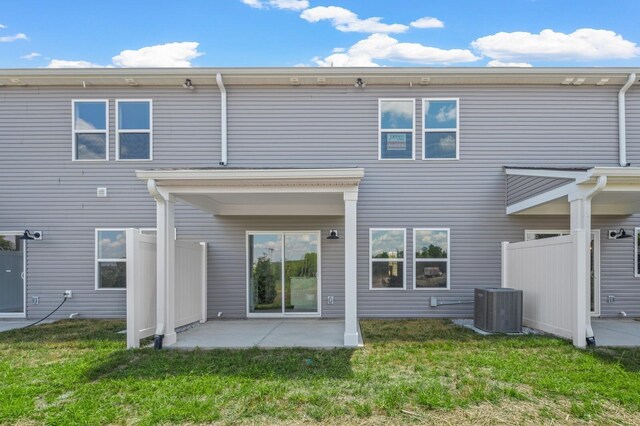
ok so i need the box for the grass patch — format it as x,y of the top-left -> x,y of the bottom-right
1,318 -> 639,424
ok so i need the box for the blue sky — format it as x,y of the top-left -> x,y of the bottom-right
1,0 -> 639,68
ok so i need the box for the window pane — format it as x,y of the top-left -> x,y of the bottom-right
425,132 -> 457,159
99,262 -> 126,288
371,230 -> 404,259
425,100 -> 457,129
381,132 -> 413,159
249,234 -> 283,313
372,261 -> 403,288
98,230 -> 126,259
381,100 -> 413,129
119,102 -> 150,130
415,230 -> 448,259
119,133 -> 150,160
415,261 -> 447,288
75,102 -> 106,130
76,133 -> 106,160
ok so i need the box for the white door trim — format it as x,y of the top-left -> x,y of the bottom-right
246,231 -> 322,318
0,231 -> 27,318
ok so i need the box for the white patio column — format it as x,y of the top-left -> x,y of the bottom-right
343,190 -> 359,347
569,196 -> 591,348
156,192 -> 177,346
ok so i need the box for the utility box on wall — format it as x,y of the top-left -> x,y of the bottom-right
474,288 -> 523,333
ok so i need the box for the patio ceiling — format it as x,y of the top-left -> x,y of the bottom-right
505,167 -> 640,215
136,168 -> 364,216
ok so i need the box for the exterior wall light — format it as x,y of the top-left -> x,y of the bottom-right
609,228 -> 632,239
327,229 -> 339,240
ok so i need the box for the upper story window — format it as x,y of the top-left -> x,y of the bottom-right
379,99 -> 415,160
423,99 -> 459,160
72,100 -> 108,161
370,228 -> 406,289
116,100 -> 152,161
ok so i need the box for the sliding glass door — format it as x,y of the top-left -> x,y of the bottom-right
0,233 -> 25,317
248,231 -> 320,316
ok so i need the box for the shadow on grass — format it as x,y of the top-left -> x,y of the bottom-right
86,346 -> 356,381
590,346 -> 640,373
0,319 -> 125,344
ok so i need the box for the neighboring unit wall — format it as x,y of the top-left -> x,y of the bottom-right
506,175 -> 573,206
0,86 -> 220,319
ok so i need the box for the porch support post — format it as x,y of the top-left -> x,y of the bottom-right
155,191 -> 177,346
569,196 -> 591,349
343,190 -> 359,347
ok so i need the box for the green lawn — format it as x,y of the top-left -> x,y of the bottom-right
1,319 -> 640,425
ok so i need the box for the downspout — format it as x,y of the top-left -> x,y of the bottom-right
216,73 -> 228,166
147,179 -> 166,349
584,175 -> 607,346
618,73 -> 636,167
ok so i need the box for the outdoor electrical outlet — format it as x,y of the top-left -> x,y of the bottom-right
64,290 -> 73,299
327,296 -> 334,305
608,295 -> 616,303
32,296 -> 39,305
430,297 -> 438,307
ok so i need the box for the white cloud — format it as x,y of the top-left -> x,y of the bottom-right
314,33 -> 480,66
473,28 -> 640,61
112,42 -> 203,67
47,41 -> 203,68
21,52 -> 41,60
242,0 -> 309,10
269,0 -> 308,10
0,24 -> 6,29
410,17 -> 444,29
47,59 -> 104,68
487,59 -> 532,67
241,0 -> 264,7
332,47 -> 345,53
300,6 -> 408,34
0,33 -> 28,42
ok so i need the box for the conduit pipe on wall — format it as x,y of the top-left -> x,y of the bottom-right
618,73 -> 636,167
216,73 -> 228,166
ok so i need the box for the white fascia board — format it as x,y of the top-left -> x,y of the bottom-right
588,167 -> 640,178
136,168 -> 365,183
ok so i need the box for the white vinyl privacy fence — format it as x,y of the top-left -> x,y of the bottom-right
126,229 -> 207,348
502,230 -> 587,344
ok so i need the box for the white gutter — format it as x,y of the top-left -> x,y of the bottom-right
216,73 -> 228,166
618,73 -> 636,167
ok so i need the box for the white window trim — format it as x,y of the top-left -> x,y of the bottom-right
369,228 -> 407,290
422,98 -> 459,161
413,228 -> 451,291
635,227 -> 640,278
378,98 -> 415,161
245,230 -> 322,318
72,99 -> 109,162
95,228 -> 127,291
115,99 -> 153,161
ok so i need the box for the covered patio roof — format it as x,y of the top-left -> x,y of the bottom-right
136,168 -> 365,216
134,167 -> 363,348
505,167 -> 640,215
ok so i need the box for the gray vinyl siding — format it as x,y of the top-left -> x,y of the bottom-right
506,175 -> 572,206
1,83 -> 639,320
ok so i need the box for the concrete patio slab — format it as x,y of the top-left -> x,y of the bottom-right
592,319 -> 640,347
171,319 -> 362,349
0,319 -> 52,332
